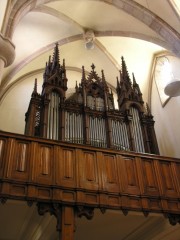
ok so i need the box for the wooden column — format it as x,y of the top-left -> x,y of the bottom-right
84,111 -> 90,145
0,34 -> 15,84
60,107 -> 65,141
125,115 -> 135,151
106,116 -> 113,148
41,98 -> 50,138
37,203 -> 75,240
60,206 -> 75,240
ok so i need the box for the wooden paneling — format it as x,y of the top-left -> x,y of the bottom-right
100,153 -> 120,193
174,162 -> 180,197
0,138 -> 6,177
55,146 -> 76,188
35,144 -> 53,185
119,156 -> 140,195
0,131 -> 180,216
141,158 -> 159,196
9,140 -> 30,181
77,150 -> 99,190
156,161 -> 178,198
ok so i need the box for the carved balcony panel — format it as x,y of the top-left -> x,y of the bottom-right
0,131 -> 180,218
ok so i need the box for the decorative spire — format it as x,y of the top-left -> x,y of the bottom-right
101,70 -> 105,82
81,66 -> 86,83
146,103 -> 152,116
63,58 -> 65,68
132,73 -> 142,100
91,63 -> 95,72
34,78 -> 37,92
31,78 -> 39,98
116,76 -> 120,89
121,56 -> 131,84
132,73 -> 136,86
121,57 -> 127,76
75,81 -> 78,92
52,43 -> 60,71
62,59 -> 66,79
48,55 -> 51,65
119,70 -> 123,82
44,56 -> 51,81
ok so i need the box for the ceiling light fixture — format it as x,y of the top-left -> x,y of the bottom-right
164,80 -> 180,97
84,30 -> 95,50
163,56 -> 180,97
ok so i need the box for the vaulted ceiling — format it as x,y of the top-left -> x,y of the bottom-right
1,0 -> 180,108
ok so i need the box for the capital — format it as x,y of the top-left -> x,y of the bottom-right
0,33 -> 15,67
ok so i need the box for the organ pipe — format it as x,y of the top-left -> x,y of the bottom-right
47,92 -> 60,140
130,107 -> 145,153
65,111 -> 83,143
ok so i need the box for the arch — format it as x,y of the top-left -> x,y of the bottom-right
126,102 -> 144,113
4,0 -> 180,56
0,31 -> 168,91
43,86 -> 65,99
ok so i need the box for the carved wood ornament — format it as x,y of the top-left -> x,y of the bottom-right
25,43 -> 159,155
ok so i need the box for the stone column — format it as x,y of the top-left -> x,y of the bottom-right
0,33 -> 15,86
0,59 -> 5,84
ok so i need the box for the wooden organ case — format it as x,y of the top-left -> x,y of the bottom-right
25,44 -> 159,155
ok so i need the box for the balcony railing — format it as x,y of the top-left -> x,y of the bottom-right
0,130 -> 180,225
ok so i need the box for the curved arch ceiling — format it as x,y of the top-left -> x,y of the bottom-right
1,0 -> 180,104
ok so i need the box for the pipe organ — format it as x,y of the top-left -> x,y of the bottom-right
25,44 -> 159,154
47,91 -> 60,140
65,111 -> 83,144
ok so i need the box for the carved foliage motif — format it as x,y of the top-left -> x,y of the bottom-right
76,206 -> 94,220
165,214 -> 180,226
37,202 -> 62,231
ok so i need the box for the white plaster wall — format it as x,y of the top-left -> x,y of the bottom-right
151,80 -> 180,158
0,73 -> 43,134
0,70 -> 84,134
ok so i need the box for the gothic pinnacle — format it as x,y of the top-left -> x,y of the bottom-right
52,43 -> 60,70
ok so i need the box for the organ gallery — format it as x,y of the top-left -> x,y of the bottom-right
1,44 -> 180,240
25,43 -> 159,155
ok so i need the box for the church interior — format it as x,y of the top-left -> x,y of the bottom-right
0,1 -> 180,239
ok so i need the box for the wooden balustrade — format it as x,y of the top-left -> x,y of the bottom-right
0,130 -> 180,229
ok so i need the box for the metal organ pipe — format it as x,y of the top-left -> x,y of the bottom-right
46,95 -> 144,153
89,116 -> 92,144
100,118 -> 102,145
111,119 -> 129,150
88,116 -> 107,147
123,122 -> 129,150
130,107 -> 145,153
64,111 -> 67,141
102,118 -> 106,147
76,113 -> 78,143
65,111 -> 83,144
70,113 -> 74,142
95,118 -> 98,146
47,92 -> 60,140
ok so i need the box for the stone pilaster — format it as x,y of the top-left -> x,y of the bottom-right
0,33 -> 15,84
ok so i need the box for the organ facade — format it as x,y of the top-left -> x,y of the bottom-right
25,43 -> 159,154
